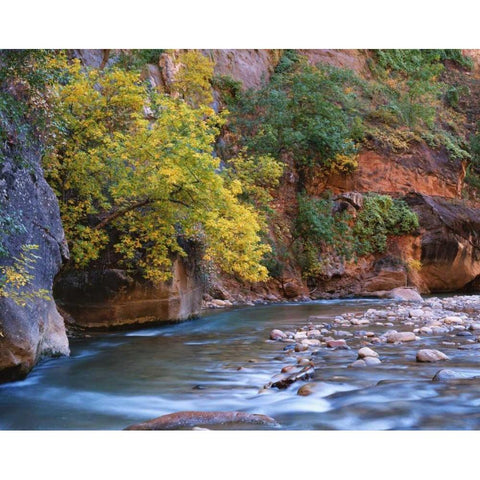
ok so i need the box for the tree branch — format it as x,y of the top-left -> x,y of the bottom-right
94,199 -> 153,230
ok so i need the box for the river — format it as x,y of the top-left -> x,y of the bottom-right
1,298 -> 480,430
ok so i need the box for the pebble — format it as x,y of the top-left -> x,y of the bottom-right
416,349 -> 449,362
301,339 -> 321,347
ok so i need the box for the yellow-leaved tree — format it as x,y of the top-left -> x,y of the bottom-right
43,55 -> 281,283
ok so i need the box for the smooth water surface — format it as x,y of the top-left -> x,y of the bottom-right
2,298 -> 480,430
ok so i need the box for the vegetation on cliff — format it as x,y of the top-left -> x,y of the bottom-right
42,52 -> 282,283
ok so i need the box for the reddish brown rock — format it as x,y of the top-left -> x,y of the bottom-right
326,339 -> 348,348
125,411 -> 279,430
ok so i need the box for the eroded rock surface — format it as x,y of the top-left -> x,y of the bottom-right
0,138 -> 69,383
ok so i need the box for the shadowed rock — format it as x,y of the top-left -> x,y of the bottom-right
125,411 -> 279,430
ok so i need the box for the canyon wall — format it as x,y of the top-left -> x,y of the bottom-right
0,132 -> 70,383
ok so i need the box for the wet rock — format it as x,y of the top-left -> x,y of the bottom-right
419,327 -> 433,335
458,344 -> 480,350
364,357 -> 382,366
386,332 -> 417,343
443,316 -> 464,325
125,411 -> 279,430
265,364 -> 315,390
432,370 -> 471,382
389,287 -> 424,302
416,349 -> 449,362
281,365 -> 297,374
350,359 -> 367,368
301,339 -> 321,347
357,347 -> 379,359
270,329 -> 286,341
297,358 -> 312,366
295,343 -> 309,352
294,332 -> 308,340
297,383 -> 317,396
326,339 -> 347,348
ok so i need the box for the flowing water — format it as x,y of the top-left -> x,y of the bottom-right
2,298 -> 480,430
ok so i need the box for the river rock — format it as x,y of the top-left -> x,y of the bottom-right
416,349 -> 449,362
125,411 -> 279,430
364,356 -> 382,366
301,339 -> 321,347
350,359 -> 367,368
389,287 -> 424,302
295,343 -> 309,352
432,370 -> 472,382
442,316 -> 464,325
386,332 -> 417,343
326,339 -> 348,348
270,329 -> 287,341
297,383 -> 317,396
357,347 -> 379,359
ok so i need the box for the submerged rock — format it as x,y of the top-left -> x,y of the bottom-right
432,369 -> 473,382
125,411 -> 279,430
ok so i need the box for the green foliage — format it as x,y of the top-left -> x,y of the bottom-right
353,194 -> 419,255
0,50 -> 64,160
294,192 -> 419,279
212,74 -> 243,107
228,56 -> 361,172
115,49 -> 165,70
366,49 -> 471,158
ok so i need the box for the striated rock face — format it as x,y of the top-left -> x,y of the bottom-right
405,193 -> 480,292
0,142 -> 70,383
54,257 -> 203,330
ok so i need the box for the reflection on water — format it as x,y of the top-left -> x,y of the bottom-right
1,298 -> 480,430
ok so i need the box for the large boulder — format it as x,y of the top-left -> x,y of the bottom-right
0,136 -> 69,383
125,411 -> 279,430
404,193 -> 480,292
54,256 -> 203,330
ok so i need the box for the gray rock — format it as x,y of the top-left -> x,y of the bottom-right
389,288 -> 423,302
357,347 -> 379,359
386,332 -> 417,343
364,357 -> 382,366
416,349 -> 449,362
270,329 -> 287,341
0,128 -> 70,383
432,369 -> 472,382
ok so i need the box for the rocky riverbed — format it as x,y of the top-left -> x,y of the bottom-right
261,294 -> 480,394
